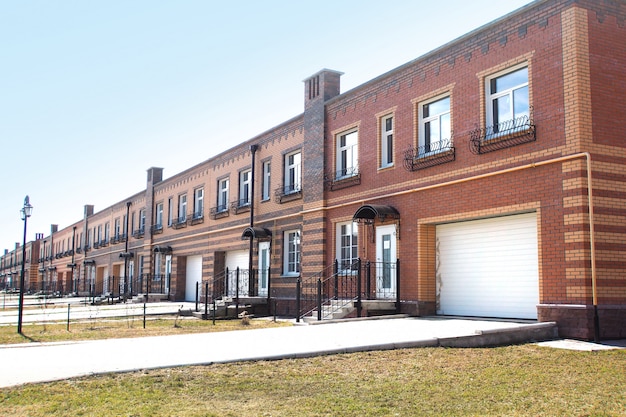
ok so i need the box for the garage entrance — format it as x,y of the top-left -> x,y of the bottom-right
436,213 -> 539,319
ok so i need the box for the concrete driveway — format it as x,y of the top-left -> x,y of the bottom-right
0,316 -> 558,387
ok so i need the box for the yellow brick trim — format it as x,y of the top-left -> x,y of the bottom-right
561,6 -> 593,147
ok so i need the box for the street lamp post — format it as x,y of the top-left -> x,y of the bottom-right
17,195 -> 33,334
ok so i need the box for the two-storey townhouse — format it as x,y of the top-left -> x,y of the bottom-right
313,0 -> 626,340
0,238 -> 41,293
47,223 -> 81,295
17,0 -> 625,339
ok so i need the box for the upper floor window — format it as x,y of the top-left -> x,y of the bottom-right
155,202 -> 164,227
114,218 -> 121,237
139,209 -> 146,231
486,65 -> 528,135
284,151 -> 301,195
380,115 -> 394,168
167,197 -> 173,226
419,95 -> 451,155
337,130 -> 358,179
262,160 -> 271,201
104,222 -> 110,241
336,221 -> 358,271
217,178 -> 229,212
193,188 -> 204,219
283,229 -> 301,276
239,169 -> 251,207
178,194 -> 187,223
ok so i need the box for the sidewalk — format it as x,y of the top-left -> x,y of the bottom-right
0,317 -> 560,387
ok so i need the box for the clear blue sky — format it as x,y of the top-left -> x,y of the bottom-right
0,0 -> 532,252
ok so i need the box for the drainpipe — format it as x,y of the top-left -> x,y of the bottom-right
70,226 -> 76,293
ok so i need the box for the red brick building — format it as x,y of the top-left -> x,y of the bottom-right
2,0 -> 625,339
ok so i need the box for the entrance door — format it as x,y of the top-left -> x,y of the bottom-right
376,225 -> 397,299
165,255 -> 172,295
258,242 -> 270,297
185,256 -> 203,302
226,250 -> 249,297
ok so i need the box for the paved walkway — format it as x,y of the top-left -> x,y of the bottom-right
0,317 -> 562,387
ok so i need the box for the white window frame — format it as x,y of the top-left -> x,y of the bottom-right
419,94 -> 451,156
104,222 -> 110,242
139,209 -> 146,232
239,169 -> 251,207
380,115 -> 394,169
178,194 -> 187,223
336,130 -> 358,179
284,151 -> 301,195
154,252 -> 162,281
336,221 -> 359,272
114,218 -> 121,238
155,202 -> 163,228
262,160 -> 271,201
283,229 -> 301,276
193,188 -> 204,219
485,63 -> 529,136
217,178 -> 229,212
167,197 -> 173,226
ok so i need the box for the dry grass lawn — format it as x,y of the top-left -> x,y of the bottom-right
1,344 -> 624,416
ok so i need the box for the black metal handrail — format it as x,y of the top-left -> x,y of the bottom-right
297,259 -> 362,322
297,258 -> 401,322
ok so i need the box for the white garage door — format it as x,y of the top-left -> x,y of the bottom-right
226,250 -> 249,297
185,255 -> 203,302
436,213 -> 539,319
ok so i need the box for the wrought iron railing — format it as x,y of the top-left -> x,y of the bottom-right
325,166 -> 361,190
231,199 -> 251,215
403,138 -> 455,171
469,110 -> 536,154
275,184 -> 302,203
210,205 -> 230,219
297,259 -> 400,322
190,211 -> 204,225
195,267 -> 271,316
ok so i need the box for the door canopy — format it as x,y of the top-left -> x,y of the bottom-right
352,204 -> 400,224
153,245 -> 173,254
241,226 -> 272,240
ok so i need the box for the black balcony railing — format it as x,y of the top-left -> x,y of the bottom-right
275,184 -> 302,203
469,109 -> 536,154
231,199 -> 251,215
403,138 -> 455,171
190,211 -> 204,225
325,166 -> 361,190
210,205 -> 229,220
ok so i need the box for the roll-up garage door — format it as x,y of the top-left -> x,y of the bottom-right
436,213 -> 539,319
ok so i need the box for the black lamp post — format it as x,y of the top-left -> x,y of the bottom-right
17,195 -> 33,334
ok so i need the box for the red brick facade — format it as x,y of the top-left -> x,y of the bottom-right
2,0 -> 625,339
